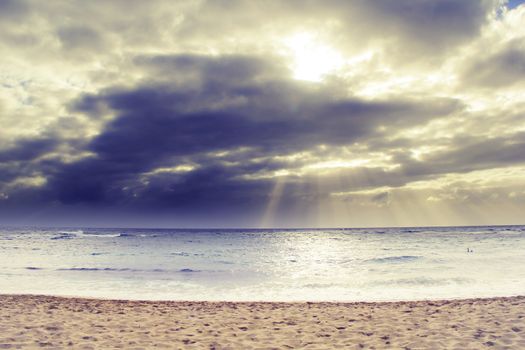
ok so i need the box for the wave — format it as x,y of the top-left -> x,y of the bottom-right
50,233 -> 77,240
43,229 -> 123,239
52,231 -> 123,239
179,268 -> 200,273
81,233 -> 120,238
118,233 -> 134,238
365,255 -> 422,264
117,233 -> 160,238
59,230 -> 83,235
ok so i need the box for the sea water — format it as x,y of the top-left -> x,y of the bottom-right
1,226 -> 524,301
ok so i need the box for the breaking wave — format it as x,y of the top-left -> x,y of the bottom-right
365,255 -> 422,264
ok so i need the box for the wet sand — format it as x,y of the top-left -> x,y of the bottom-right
1,294 -> 524,349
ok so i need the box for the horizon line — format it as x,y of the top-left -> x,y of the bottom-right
0,223 -> 523,231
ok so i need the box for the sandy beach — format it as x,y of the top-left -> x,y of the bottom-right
0,295 -> 523,349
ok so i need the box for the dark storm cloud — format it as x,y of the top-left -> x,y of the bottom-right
0,138 -> 57,163
134,165 -> 275,210
36,54 -> 460,208
77,54 -> 460,161
0,138 -> 57,193
0,164 -> 24,183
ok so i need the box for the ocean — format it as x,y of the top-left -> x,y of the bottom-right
1,226 -> 524,301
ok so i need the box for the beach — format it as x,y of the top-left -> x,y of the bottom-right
1,295 -> 524,349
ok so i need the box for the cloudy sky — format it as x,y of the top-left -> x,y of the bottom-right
1,0 -> 525,228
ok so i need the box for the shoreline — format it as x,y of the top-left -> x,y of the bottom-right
2,294 -> 524,349
1,292 -> 524,305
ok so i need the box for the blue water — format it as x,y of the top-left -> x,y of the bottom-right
1,226 -> 524,301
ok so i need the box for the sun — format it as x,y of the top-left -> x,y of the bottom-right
283,32 -> 344,82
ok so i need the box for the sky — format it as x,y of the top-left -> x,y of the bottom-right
1,0 -> 525,228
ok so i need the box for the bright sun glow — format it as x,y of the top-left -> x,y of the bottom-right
283,32 -> 344,82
